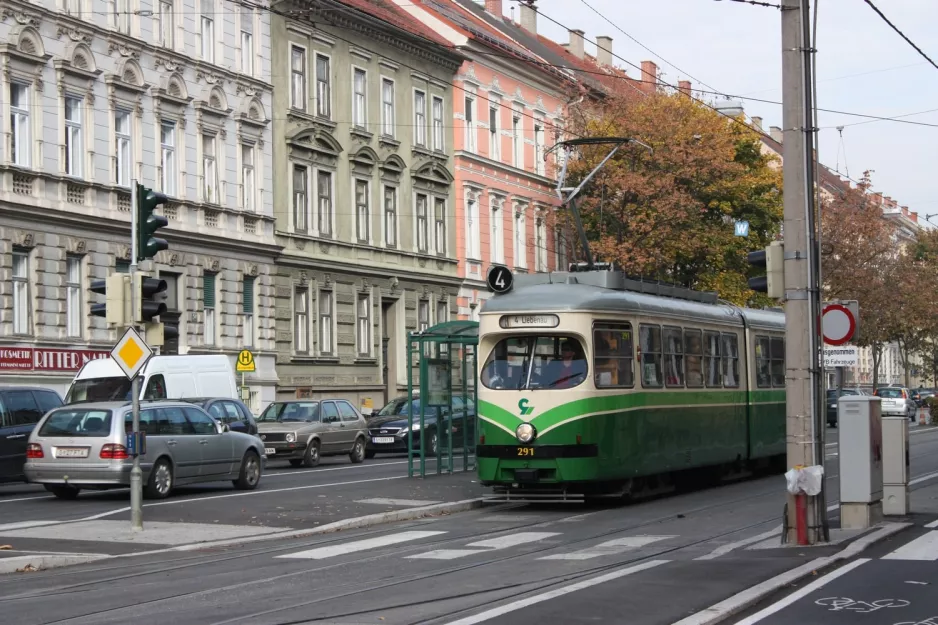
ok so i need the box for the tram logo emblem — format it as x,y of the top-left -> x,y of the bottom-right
518,399 -> 535,417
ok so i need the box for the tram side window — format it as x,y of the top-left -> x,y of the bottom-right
593,323 -> 634,388
639,325 -> 662,388
704,331 -> 722,387
770,336 -> 785,387
755,335 -> 772,388
663,326 -> 685,387
722,333 -> 740,388
684,329 -> 703,387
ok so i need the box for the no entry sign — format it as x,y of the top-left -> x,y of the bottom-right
822,303 -> 857,345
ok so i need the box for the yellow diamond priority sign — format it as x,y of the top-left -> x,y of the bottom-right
111,327 -> 153,380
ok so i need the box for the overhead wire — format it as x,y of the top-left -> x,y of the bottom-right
861,0 -> 938,71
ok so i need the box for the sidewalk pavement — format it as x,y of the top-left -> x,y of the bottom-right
0,469 -> 485,574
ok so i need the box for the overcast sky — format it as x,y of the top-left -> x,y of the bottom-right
498,0 -> 938,220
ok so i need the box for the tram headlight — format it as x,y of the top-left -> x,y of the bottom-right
516,422 -> 537,444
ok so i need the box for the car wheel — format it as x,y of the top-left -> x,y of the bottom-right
424,428 -> 439,456
44,484 -> 80,500
302,439 -> 321,468
365,450 -> 376,459
349,437 -> 366,463
233,451 -> 261,490
289,459 -> 303,468
144,458 -> 174,499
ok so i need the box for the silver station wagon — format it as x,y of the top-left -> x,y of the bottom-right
257,399 -> 368,467
24,400 -> 266,499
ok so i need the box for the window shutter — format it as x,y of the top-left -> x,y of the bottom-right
243,277 -> 255,314
204,274 -> 216,308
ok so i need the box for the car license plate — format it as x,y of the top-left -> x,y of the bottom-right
264,447 -> 275,455
372,437 -> 395,444
55,447 -> 88,458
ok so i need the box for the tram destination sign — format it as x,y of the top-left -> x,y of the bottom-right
499,314 -> 560,329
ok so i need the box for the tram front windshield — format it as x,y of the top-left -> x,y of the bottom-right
481,335 -> 587,390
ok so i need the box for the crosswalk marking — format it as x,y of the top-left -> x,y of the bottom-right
407,532 -> 561,561
539,535 -> 676,560
924,520 -> 938,529
883,531 -> 938,561
276,530 -> 446,560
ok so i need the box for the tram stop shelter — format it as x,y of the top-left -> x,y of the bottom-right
405,320 -> 479,478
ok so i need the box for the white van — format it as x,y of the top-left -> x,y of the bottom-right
65,355 -> 237,404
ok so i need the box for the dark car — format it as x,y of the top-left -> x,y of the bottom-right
180,397 -> 258,436
365,395 -> 476,458
0,386 -> 64,483
826,388 -> 866,427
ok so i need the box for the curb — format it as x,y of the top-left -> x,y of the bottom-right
671,521 -> 912,625
0,497 -> 487,575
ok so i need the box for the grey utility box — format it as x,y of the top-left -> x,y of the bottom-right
838,396 -> 883,529
882,415 -> 910,515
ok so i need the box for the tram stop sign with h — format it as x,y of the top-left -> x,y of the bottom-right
822,301 -> 859,346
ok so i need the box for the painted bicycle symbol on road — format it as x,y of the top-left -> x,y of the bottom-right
816,597 -> 910,613
893,619 -> 938,625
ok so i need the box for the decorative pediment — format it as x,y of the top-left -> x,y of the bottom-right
1,25 -> 52,68
413,160 -> 454,184
238,96 -> 268,128
105,58 -> 148,95
350,146 -> 379,168
287,127 -> 342,157
380,154 -> 405,174
153,71 -> 191,104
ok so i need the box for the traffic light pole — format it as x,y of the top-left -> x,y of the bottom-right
130,179 -> 143,532
782,0 -> 824,544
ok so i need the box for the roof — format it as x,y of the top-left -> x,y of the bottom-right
332,0 -> 455,49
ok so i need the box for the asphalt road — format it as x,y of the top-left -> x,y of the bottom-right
2,425 -> 937,625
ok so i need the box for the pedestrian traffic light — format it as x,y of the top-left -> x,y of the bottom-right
747,240 -> 785,299
136,183 -> 169,261
90,273 -> 130,325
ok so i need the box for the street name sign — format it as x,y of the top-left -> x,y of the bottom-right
823,346 -> 859,368
111,327 -> 153,380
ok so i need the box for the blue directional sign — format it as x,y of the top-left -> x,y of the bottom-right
734,220 -> 750,237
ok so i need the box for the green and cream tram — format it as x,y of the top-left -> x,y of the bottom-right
476,269 -> 786,501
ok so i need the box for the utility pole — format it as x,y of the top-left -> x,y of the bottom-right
129,179 -> 143,531
781,0 -> 825,544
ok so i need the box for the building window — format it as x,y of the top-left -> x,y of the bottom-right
514,210 -> 526,269
466,196 -> 479,259
435,198 -> 447,256
291,45 -> 306,111
319,290 -> 333,355
535,217 -> 547,272
240,8 -> 253,75
293,165 -> 308,233
200,0 -> 214,63
357,294 -> 371,357
489,105 -> 499,160
66,256 -> 82,338
67,0 -> 82,17
241,143 -> 255,212
418,300 -> 429,333
160,122 -> 176,196
64,97 -> 83,178
555,227 -> 568,269
491,200 -> 504,264
294,287 -> 308,353
203,273 -> 216,345
158,0 -> 174,48
315,54 -> 330,119
464,95 -> 475,153
202,134 -> 217,204
10,84 -> 30,167
414,90 -> 426,147
12,251 -> 29,334
534,122 -> 545,175
436,299 -> 448,324
114,110 -> 131,187
512,112 -> 522,168
416,194 -> 428,253
384,186 -> 397,247
242,276 -> 255,347
116,260 -> 130,273
115,0 -> 131,34
317,170 -> 333,236
381,78 -> 395,136
432,96 -> 443,151
353,68 -> 366,128
355,179 -> 369,243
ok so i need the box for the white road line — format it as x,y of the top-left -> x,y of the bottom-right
731,559 -> 870,625
407,549 -> 487,560
695,527 -> 781,561
408,532 -> 560,560
540,535 -> 676,560
0,495 -> 55,504
441,560 -> 670,625
883,531 -> 938,561
911,470 -> 938,486
925,520 -> 938,529
355,498 -> 443,507
276,530 -> 446,560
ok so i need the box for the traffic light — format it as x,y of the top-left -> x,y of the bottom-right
137,276 -> 168,322
136,183 -> 169,261
90,273 -> 130,325
747,240 -> 785,299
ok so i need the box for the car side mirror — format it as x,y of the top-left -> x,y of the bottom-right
218,422 -> 230,433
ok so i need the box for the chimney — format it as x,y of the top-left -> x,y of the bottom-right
519,1 -> 537,34
770,126 -> 783,143
751,116 -> 763,130
641,60 -> 658,91
872,192 -> 883,203
484,0 -> 503,17
568,29 -> 585,59
596,35 -> 613,66
678,80 -> 691,96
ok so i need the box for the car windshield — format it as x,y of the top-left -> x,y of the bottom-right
38,409 -> 113,437
258,402 -> 320,422
876,388 -> 905,399
65,377 -> 132,404
481,335 -> 587,390
377,397 -> 410,416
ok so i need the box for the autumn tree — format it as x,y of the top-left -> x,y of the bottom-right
560,84 -> 783,305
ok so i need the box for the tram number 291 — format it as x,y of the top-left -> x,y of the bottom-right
517,447 -> 535,457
